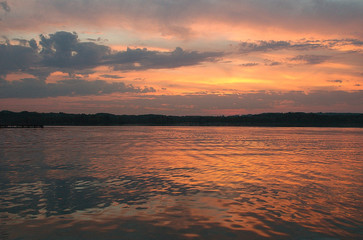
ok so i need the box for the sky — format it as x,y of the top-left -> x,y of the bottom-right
0,0 -> 362,115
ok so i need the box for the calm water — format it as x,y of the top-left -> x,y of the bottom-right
0,126 -> 362,239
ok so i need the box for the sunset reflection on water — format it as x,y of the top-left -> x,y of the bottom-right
1,127 -> 362,239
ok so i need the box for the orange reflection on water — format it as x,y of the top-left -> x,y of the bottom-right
1,126 -> 362,239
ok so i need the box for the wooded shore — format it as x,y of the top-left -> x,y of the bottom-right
1,111 -> 362,127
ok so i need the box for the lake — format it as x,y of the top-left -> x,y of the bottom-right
0,126 -> 362,239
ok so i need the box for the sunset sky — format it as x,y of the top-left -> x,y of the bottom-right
1,0 -> 362,115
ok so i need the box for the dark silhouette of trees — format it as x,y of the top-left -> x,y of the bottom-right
0,110 -> 362,127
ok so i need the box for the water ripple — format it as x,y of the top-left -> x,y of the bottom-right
0,126 -> 362,239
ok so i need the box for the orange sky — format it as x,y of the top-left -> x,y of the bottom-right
0,0 -> 362,115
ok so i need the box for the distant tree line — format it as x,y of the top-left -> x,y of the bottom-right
0,110 -> 362,127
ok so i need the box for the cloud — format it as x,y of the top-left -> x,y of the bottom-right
0,31 -> 222,76
327,80 -> 343,83
3,89 -> 362,114
0,43 -> 40,75
264,61 -> 281,66
238,40 -> 322,54
289,55 -> 330,65
100,74 -> 124,79
108,47 -> 222,71
86,37 -> 106,42
2,0 -> 363,38
323,38 -> 363,47
12,38 -> 30,46
0,77 -> 156,98
0,1 -> 10,12
236,38 -> 363,55
239,63 -> 259,67
234,38 -> 362,67
39,31 -> 111,69
239,40 -> 291,53
63,90 -> 363,115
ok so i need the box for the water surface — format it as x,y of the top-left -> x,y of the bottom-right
1,126 -> 362,239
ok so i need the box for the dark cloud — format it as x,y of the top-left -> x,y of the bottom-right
239,63 -> 258,67
289,55 -> 330,65
3,87 -> 362,114
286,90 -> 362,107
1,31 -> 360,77
263,59 -> 282,66
0,43 -> 40,75
324,39 -> 361,49
169,90 -> 362,113
0,1 -> 10,12
0,77 -> 155,98
234,38 -> 362,66
86,37 -> 106,42
0,31 -> 222,76
9,38 -> 38,49
236,38 -> 363,54
39,31 -> 111,69
265,61 -> 281,66
348,39 -> 363,46
65,90 -> 363,115
100,74 -> 124,79
107,47 -> 222,71
238,40 -> 321,53
327,80 -> 343,83
28,39 -> 38,50
239,40 -> 290,53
